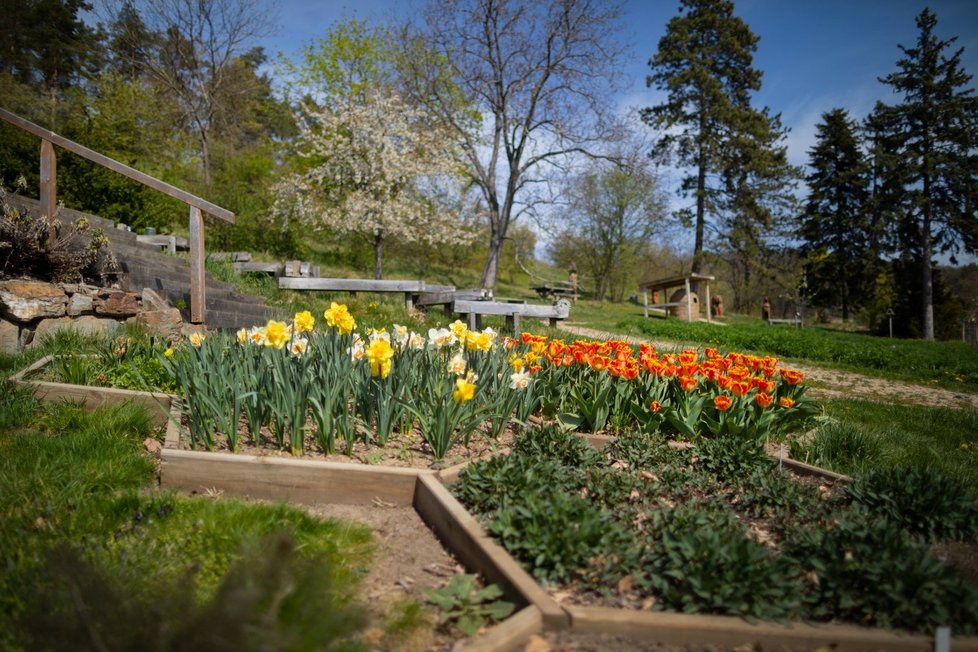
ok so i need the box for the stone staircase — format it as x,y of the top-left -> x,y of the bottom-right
9,195 -> 276,330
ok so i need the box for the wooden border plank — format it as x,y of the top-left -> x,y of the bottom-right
413,474 -> 568,629
13,378 -> 173,425
161,449 -> 424,506
279,278 -> 454,293
458,606 -> 542,652
565,606 -> 978,652
8,354 -> 54,381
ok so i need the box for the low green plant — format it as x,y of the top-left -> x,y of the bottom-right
790,420 -> 884,475
453,455 -> 585,516
489,492 -> 632,584
688,436 -> 775,484
426,574 -> 515,636
640,505 -> 803,620
845,466 -> 978,542
511,424 -> 605,468
784,508 -> 978,634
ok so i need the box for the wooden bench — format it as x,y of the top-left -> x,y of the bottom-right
767,317 -> 803,328
136,234 -> 189,253
278,277 -> 455,310
532,284 -> 578,300
416,288 -> 493,315
643,302 -> 682,318
451,298 -> 571,333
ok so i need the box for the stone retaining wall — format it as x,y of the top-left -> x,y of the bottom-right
0,278 -> 183,353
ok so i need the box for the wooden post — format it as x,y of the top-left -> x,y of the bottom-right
704,280 -> 712,324
685,278 -> 692,323
643,288 -> 649,318
40,139 -> 56,246
189,206 -> 205,324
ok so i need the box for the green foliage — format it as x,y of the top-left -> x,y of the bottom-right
605,430 -> 676,470
490,491 -> 632,584
790,420 -> 884,475
845,466 -> 978,542
511,424 -> 605,468
688,436 -> 775,484
453,455 -> 584,517
0,381 -> 39,430
784,509 -> 978,634
793,400 -> 978,496
619,316 -> 978,391
426,574 -> 514,636
18,532 -> 369,652
641,506 -> 803,620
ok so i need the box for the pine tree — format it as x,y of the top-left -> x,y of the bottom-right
643,0 -> 788,279
801,108 -> 874,321
874,8 -> 978,340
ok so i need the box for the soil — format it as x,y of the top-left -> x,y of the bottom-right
177,417 -> 514,471
560,324 -> 978,410
305,501 -> 466,651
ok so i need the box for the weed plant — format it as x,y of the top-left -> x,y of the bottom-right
455,425 -> 978,634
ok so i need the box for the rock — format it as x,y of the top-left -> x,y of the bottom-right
67,292 -> 94,316
96,290 -> 139,317
129,308 -> 183,341
141,288 -> 171,311
0,319 -> 20,354
29,315 -> 118,347
143,437 -> 163,457
0,280 -> 68,322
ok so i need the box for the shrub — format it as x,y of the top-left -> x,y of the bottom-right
790,421 -> 884,475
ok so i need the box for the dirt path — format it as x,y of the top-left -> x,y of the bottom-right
559,324 -> 978,410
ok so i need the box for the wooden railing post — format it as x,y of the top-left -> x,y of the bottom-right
189,206 -> 205,324
40,138 -> 56,246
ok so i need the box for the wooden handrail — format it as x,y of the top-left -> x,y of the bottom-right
0,107 -> 236,324
0,108 -> 234,223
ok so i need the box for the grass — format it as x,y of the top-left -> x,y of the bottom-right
0,385 -> 423,651
792,399 -> 978,496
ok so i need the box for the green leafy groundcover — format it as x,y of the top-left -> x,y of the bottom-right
454,426 -> 978,634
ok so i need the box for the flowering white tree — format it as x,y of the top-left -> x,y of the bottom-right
274,89 -> 475,279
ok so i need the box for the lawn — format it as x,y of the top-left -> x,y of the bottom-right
0,382 -> 432,651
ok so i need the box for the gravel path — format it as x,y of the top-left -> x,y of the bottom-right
558,323 -> 978,410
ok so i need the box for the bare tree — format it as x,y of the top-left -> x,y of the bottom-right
121,0 -> 275,185
400,0 -> 627,289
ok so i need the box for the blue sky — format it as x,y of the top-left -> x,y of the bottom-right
261,0 -> 978,168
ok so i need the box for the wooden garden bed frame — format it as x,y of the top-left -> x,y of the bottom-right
13,360 -> 977,651
9,355 -> 175,426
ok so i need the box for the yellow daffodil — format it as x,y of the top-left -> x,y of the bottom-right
236,328 -> 248,345
324,302 -> 356,334
408,332 -> 425,349
453,376 -> 476,403
509,353 -> 525,372
293,310 -> 315,333
164,347 -> 174,357
465,330 -> 493,352
189,332 -> 205,347
265,320 -> 291,349
449,319 -> 468,341
393,324 -> 409,346
365,338 -> 395,378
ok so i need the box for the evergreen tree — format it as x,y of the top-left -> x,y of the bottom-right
874,8 -> 978,340
643,0 -> 787,279
801,108 -> 874,321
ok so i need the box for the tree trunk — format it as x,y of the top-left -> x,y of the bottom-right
480,228 -> 505,289
373,230 -> 384,280
693,113 -> 707,277
922,213 -> 934,340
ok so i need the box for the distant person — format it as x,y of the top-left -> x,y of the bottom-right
711,294 -> 724,318
762,297 -> 771,321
